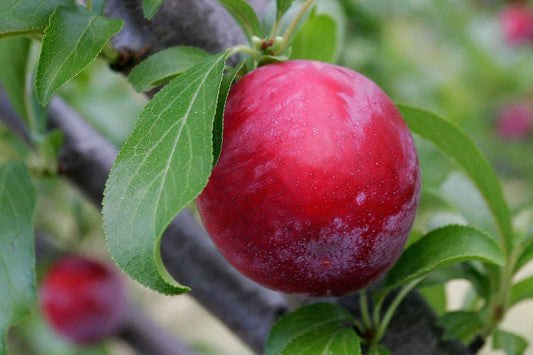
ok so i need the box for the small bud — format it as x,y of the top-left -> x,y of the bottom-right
251,36 -> 262,50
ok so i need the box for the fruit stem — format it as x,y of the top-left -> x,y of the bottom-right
352,318 -> 366,335
269,16 -> 281,39
372,290 -> 387,327
372,280 -> 420,346
484,244 -> 520,335
359,289 -> 373,329
23,78 -> 39,137
228,45 -> 261,61
278,0 -> 314,53
86,0 -> 92,11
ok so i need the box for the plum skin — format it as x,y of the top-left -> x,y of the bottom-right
197,60 -> 421,297
500,4 -> 533,45
496,102 -> 533,141
39,255 -> 127,345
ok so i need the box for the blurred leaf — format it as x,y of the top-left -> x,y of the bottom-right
128,46 -> 210,92
90,0 -> 106,15
291,14 -> 337,63
213,60 -> 243,166
0,0 -> 74,36
60,59 -> 144,146
28,74 -> 49,135
385,225 -> 505,289
493,329 -> 528,355
26,130 -> 64,176
0,37 -> 30,121
216,0 -> 263,43
458,262 -> 491,299
398,104 -> 514,254
405,229 -> 424,249
421,260 -> 491,300
439,172 -> 499,239
418,284 -> 447,316
509,276 -> 533,307
263,0 -> 312,41
436,311 -> 483,344
276,0 -> 294,20
515,234 -> 533,272
102,51 -> 228,295
35,6 -> 123,105
15,307 -> 108,355
314,0 -> 346,59
142,0 -> 163,19
368,345 -> 391,355
265,303 -> 360,355
0,125 -> 30,163
419,263 -> 465,287
0,162 -> 36,353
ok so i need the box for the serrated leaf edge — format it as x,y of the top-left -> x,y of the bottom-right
385,224 -> 505,290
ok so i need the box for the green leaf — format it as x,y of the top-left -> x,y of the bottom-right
0,162 -> 36,353
436,311 -> 483,344
216,0 -> 263,43
398,105 -> 514,254
265,303 -> 360,355
438,172 -> 499,239
128,46 -> 210,92
0,0 -> 74,36
290,14 -> 337,63
90,0 -> 106,15
405,229 -> 424,249
102,51 -> 228,295
0,37 -> 30,120
419,284 -> 447,316
368,345 -> 392,355
385,225 -> 505,289
26,130 -> 64,176
142,0 -> 163,20
419,264 -> 465,287
35,6 -> 123,105
515,234 -> 533,272
493,329 -> 528,355
276,0 -> 295,20
462,286 -> 482,311
281,324 -> 360,355
212,60 -> 243,166
509,275 -> 533,307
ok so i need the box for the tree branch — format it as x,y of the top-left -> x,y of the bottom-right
105,0 -> 269,72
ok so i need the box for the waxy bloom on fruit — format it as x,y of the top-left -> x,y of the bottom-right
197,60 -> 421,297
39,255 -> 127,344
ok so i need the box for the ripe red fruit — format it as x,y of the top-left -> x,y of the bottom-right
197,60 -> 421,297
496,102 -> 533,140
39,255 -> 127,345
499,4 -> 533,45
